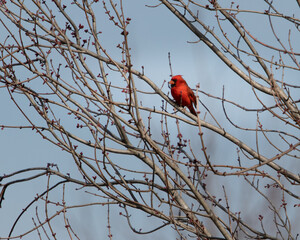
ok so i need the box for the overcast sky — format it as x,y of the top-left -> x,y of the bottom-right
0,1 -> 299,239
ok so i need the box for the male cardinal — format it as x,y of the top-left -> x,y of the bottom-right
169,75 -> 197,116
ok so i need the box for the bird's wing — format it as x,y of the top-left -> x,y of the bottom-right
188,87 -> 197,105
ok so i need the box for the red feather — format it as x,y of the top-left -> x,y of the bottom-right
169,75 -> 197,116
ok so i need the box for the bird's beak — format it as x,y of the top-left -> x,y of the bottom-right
169,80 -> 175,88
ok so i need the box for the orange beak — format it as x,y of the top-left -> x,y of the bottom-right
169,80 -> 175,88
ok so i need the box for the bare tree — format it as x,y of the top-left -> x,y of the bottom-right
0,0 -> 299,239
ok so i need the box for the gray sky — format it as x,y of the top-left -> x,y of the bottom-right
0,0 -> 299,239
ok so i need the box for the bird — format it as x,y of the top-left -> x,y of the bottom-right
169,75 -> 197,116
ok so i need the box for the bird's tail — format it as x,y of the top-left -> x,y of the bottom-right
189,105 -> 197,116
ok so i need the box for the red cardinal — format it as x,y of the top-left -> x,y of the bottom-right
169,75 -> 197,116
